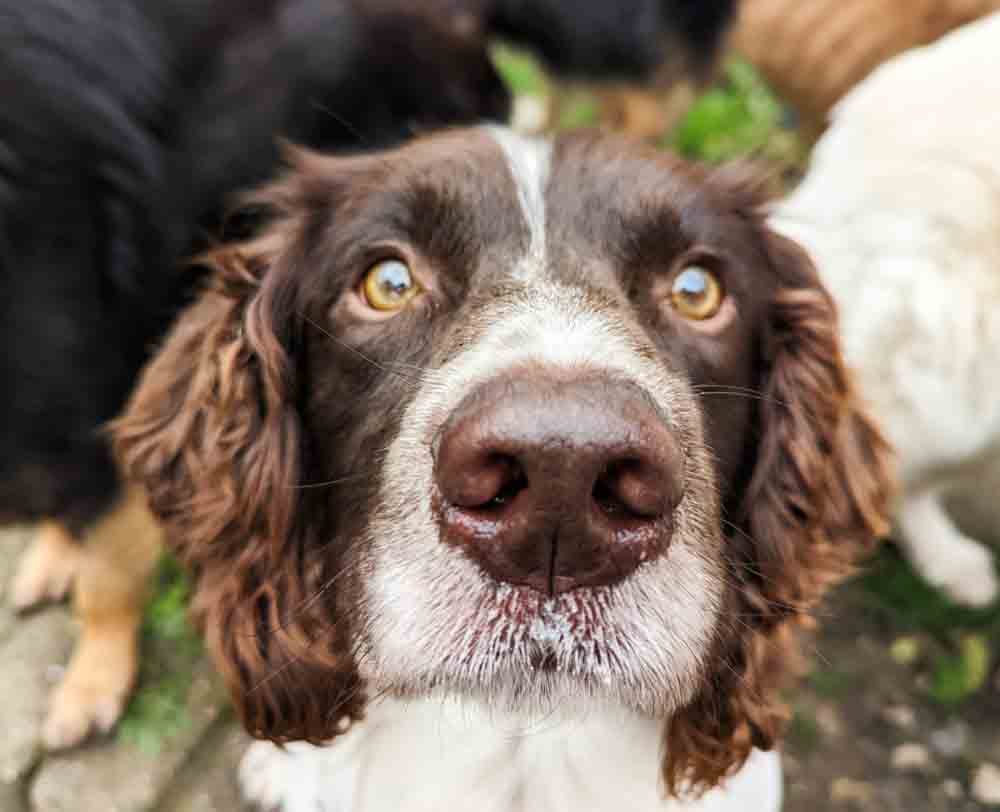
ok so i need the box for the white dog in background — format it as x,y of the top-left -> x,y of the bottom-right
772,12 -> 1000,607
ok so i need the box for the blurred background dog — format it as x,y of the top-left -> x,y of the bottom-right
733,0 -> 1000,141
0,0 -> 509,751
772,13 -> 1000,608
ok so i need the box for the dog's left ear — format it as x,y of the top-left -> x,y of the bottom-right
663,217 -> 895,797
744,226 -> 895,609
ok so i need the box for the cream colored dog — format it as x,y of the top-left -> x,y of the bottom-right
772,13 -> 1000,606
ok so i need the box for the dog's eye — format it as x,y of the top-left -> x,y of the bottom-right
362,260 -> 421,311
670,266 -> 723,320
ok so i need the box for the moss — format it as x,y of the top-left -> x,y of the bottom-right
116,556 -> 202,754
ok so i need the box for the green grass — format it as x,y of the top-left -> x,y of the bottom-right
491,42 -> 548,97
668,60 -> 803,166
857,547 -> 1000,636
855,546 -> 1000,705
116,555 -> 202,753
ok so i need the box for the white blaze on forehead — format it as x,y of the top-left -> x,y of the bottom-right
483,125 -> 552,281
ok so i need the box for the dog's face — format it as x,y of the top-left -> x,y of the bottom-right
116,127 -> 892,794
318,130 -> 776,715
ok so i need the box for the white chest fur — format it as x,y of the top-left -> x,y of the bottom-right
239,697 -> 782,812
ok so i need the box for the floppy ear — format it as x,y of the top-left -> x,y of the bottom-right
112,166 -> 364,744
744,227 -> 894,612
663,221 -> 895,796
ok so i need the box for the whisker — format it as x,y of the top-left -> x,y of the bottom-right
308,100 -> 367,145
301,312 -> 446,390
693,385 -> 788,408
290,472 -> 371,490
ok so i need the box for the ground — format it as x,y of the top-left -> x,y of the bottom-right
784,549 -> 1000,811
2,52 -> 999,812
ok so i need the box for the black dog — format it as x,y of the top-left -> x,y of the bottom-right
0,0 -> 736,750
0,0 -> 508,750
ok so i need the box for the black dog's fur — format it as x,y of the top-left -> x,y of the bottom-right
0,0 -> 510,532
486,0 -> 736,77
0,0 -> 736,535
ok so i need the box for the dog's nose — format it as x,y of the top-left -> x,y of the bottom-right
434,375 -> 683,595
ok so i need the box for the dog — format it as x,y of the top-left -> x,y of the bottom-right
113,125 -> 893,810
0,0 -> 508,750
770,12 -> 1000,607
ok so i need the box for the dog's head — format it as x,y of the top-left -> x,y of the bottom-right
115,127 -> 892,794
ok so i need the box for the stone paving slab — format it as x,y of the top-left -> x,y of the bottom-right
0,610 -> 75,792
1,525 -> 243,812
29,658 -> 228,812
159,722 -> 248,812
2,527 -> 57,812
0,528 -> 32,643
0,781 -> 26,812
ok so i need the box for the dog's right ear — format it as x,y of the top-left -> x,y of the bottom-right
112,153 -> 365,743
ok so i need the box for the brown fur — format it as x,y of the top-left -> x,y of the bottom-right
113,221 -> 365,742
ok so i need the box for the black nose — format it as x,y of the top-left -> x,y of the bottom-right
433,374 -> 684,595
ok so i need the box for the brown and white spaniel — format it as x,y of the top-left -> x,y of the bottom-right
114,126 -> 893,811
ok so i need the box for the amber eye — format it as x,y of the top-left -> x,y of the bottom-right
670,265 -> 723,320
362,259 -> 421,311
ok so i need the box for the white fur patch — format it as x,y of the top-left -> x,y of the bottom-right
239,697 -> 783,812
484,125 -> 552,281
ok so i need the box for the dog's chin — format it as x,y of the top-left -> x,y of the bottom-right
361,556 -> 722,720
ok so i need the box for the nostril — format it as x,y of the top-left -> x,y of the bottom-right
593,458 -> 670,520
489,455 -> 528,507
446,452 -> 528,510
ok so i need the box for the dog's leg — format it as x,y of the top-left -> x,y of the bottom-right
43,486 -> 163,750
897,488 -> 998,608
10,520 -> 83,611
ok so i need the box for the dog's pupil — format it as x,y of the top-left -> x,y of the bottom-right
675,268 -> 707,301
378,261 -> 412,298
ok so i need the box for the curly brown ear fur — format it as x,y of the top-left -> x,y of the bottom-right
663,224 -> 895,795
112,164 -> 363,744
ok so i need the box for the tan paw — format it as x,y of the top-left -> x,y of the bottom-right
42,621 -> 138,751
11,522 -> 82,611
